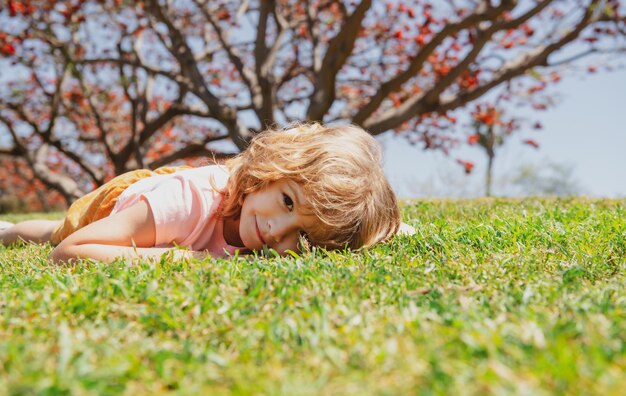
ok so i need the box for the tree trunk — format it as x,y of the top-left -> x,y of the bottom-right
486,153 -> 494,197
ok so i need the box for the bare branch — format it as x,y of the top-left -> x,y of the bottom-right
353,0 -> 532,125
253,0 -> 281,126
0,115 -> 83,203
28,144 -> 84,203
305,1 -> 322,72
79,58 -> 188,90
76,69 -> 117,174
146,0 -> 253,150
45,66 -> 72,139
306,0 -> 372,121
138,104 -> 186,146
146,135 -> 232,169
548,48 -> 600,67
195,0 -> 258,89
436,0 -> 604,112
362,0 -> 599,135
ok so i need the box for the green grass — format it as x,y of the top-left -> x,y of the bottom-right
1,198 -> 625,395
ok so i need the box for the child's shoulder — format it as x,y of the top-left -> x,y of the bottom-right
178,164 -> 230,188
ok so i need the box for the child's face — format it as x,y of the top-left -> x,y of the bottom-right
239,179 -> 318,254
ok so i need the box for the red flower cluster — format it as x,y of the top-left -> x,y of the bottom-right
523,139 -> 540,149
459,70 -> 480,90
0,31 -> 16,56
473,105 -> 500,126
456,159 -> 475,174
1,43 -> 16,56
8,0 -> 35,17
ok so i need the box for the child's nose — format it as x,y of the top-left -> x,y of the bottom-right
269,217 -> 297,244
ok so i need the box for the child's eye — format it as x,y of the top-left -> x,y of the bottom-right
283,193 -> 294,211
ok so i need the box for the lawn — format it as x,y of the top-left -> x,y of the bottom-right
1,199 -> 625,395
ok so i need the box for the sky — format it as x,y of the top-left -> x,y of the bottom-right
381,67 -> 626,199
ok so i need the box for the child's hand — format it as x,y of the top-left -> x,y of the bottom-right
397,222 -> 415,236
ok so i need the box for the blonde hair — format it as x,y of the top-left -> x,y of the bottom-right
220,122 -> 401,250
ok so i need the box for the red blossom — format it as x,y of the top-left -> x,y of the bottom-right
298,25 -> 307,37
456,159 -> 475,174
164,127 -> 175,138
132,27 -> 145,37
159,142 -> 172,152
390,94 -> 402,107
435,64 -> 451,77
468,134 -> 480,145
473,107 -> 499,125
459,71 -> 479,89
1,43 -> 16,56
523,24 -> 535,36
523,139 -> 540,149
216,9 -> 230,21
8,0 -> 27,16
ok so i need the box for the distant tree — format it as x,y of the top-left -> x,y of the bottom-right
509,161 -> 584,196
463,103 -> 542,196
0,0 -> 624,206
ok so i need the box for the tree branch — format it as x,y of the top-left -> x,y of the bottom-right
436,0 -> 604,113
362,0 -> 596,135
306,0 -> 372,121
146,135 -> 232,169
352,0 -> 528,125
146,0 -> 253,150
28,144 -> 84,204
194,0 -> 259,91
0,115 -> 83,204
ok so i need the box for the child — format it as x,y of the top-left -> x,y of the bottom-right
1,123 -> 411,263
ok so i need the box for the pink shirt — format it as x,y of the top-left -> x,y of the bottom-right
111,165 -> 242,257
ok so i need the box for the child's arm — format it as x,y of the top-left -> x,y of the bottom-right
49,200 -> 200,264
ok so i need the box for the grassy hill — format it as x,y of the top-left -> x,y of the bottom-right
1,199 -> 625,394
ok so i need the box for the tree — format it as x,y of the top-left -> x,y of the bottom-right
509,160 -> 584,196
0,0 -> 624,206
464,103 -> 542,196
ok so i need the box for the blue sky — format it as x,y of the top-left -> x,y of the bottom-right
382,67 -> 626,199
